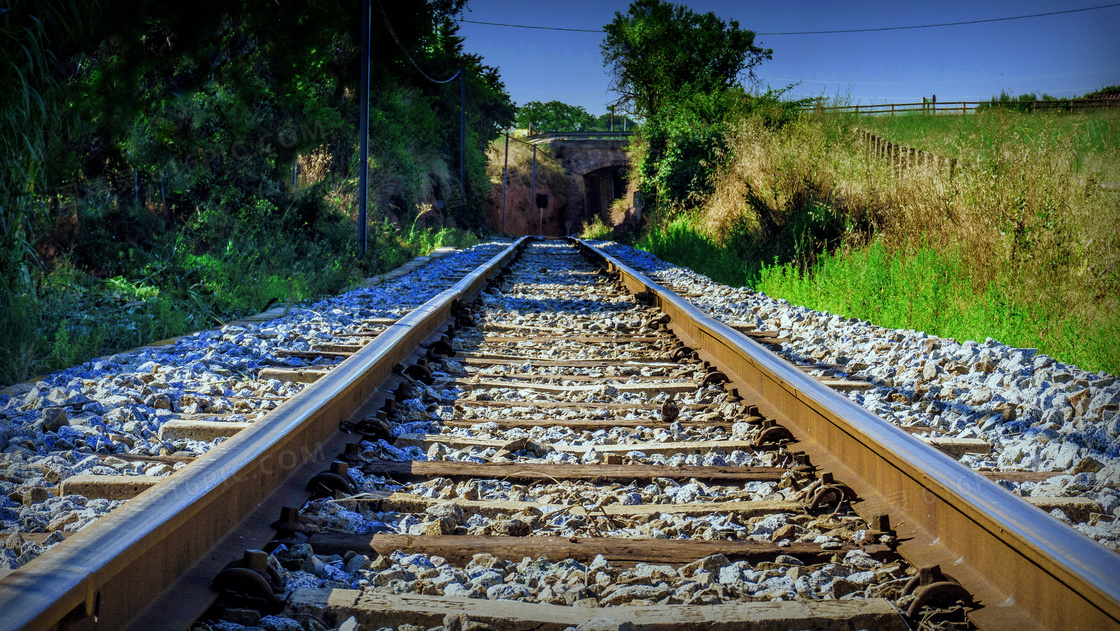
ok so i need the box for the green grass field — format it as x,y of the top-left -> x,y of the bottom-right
857,108 -> 1120,181
636,106 -> 1120,375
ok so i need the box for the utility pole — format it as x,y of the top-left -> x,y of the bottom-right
530,144 -> 537,237
358,0 -> 370,258
500,131 -> 509,233
459,69 -> 466,219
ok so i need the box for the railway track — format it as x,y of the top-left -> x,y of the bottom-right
1,238 -> 1118,630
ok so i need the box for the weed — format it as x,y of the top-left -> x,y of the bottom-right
580,217 -> 615,240
636,106 -> 1120,374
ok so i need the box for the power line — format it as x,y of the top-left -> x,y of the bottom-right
759,66 -> 1120,87
377,0 -> 460,83
758,3 -> 1120,35
458,3 -> 1120,36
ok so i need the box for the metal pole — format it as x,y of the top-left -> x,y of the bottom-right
358,0 -> 370,258
530,144 -> 537,237
501,131 -> 509,233
459,68 -> 466,219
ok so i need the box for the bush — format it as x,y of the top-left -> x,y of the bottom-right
580,216 -> 615,240
637,104 -> 1120,374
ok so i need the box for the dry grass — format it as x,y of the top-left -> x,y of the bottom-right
665,107 -> 1120,371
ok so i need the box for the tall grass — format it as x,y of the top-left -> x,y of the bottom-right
859,109 -> 1120,180
636,215 -> 753,286
637,106 -> 1120,374
757,241 -> 1120,372
0,197 -> 473,388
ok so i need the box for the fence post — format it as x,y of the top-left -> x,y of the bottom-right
891,103 -> 895,116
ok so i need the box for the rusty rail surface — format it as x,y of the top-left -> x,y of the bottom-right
0,238 -> 528,631
574,238 -> 1120,631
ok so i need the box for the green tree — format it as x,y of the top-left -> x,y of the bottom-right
0,0 -> 87,289
0,0 -> 515,385
601,0 -> 771,118
515,100 -> 596,133
593,111 -> 638,132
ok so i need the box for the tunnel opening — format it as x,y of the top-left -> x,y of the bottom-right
583,165 -> 629,227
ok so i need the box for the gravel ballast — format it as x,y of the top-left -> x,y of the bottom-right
0,242 -> 513,573
593,240 -> 1120,550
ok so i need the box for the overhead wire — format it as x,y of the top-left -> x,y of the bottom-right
505,133 -> 569,172
377,0 -> 460,83
458,3 -> 1120,36
757,3 -> 1120,35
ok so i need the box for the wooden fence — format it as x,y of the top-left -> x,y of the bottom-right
804,96 -> 1119,116
856,128 -> 956,178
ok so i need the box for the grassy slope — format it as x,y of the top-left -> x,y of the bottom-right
858,109 -> 1120,181
637,108 -> 1120,374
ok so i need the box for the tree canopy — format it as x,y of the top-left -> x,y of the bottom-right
0,0 -> 514,385
514,101 -> 639,133
601,0 -> 771,118
514,100 -> 596,133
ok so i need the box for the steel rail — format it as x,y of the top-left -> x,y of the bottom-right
575,238 -> 1120,631
0,237 -> 528,631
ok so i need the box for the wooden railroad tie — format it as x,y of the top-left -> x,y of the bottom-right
306,533 -> 879,567
361,459 -> 787,482
290,590 -> 907,631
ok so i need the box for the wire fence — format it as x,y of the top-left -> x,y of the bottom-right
855,128 -> 957,179
800,96 -> 1120,116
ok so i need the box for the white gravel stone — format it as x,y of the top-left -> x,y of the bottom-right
592,240 -> 1120,547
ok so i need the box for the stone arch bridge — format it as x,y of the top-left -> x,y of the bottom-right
524,133 -> 636,236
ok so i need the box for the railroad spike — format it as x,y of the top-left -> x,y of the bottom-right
211,549 -> 285,613
902,565 -> 973,617
270,506 -> 308,547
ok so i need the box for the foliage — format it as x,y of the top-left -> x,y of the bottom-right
858,108 -> 1120,181
1081,84 -> 1120,98
580,216 -> 615,240
0,1 -> 512,387
636,105 -> 1120,375
513,100 -> 640,134
601,0 -> 771,119
978,89 -> 1063,113
636,86 -> 806,212
601,2 -> 785,219
515,100 -> 596,133
757,241 -> 1119,374
0,0 -> 85,291
593,111 -> 639,132
635,213 -> 752,286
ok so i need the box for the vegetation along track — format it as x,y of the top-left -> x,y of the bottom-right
1,239 -> 1118,630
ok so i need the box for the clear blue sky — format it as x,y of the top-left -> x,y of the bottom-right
455,0 -> 1120,115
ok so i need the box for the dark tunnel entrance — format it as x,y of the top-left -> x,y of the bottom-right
583,166 -> 629,225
